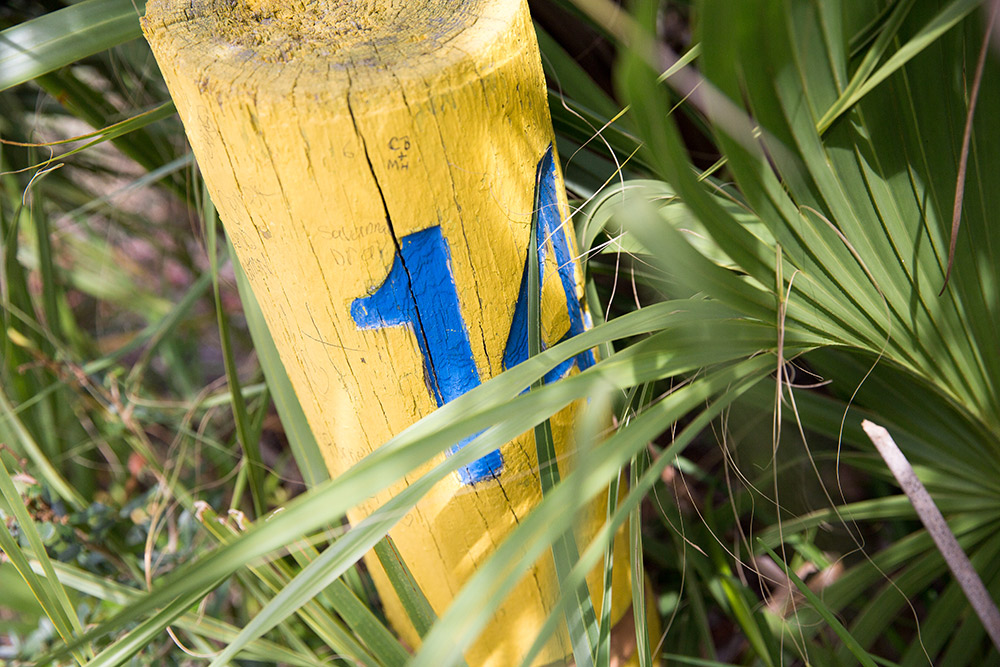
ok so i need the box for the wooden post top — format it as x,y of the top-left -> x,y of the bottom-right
143,0 -> 525,99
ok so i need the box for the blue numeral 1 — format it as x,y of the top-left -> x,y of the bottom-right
351,226 -> 502,484
350,145 -> 592,485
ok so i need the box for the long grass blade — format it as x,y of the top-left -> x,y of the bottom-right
0,385 -> 84,509
27,558 -> 326,667
527,160 -> 599,666
0,453 -> 91,663
630,444 -> 653,667
203,187 -> 266,516
44,302 -> 796,664
0,0 -> 146,92
372,535 -> 437,639
464,361 -> 774,667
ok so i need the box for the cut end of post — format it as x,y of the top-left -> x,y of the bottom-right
142,0 -> 515,95
236,0 -> 310,14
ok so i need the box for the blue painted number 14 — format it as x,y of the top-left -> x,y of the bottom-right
350,146 -> 595,484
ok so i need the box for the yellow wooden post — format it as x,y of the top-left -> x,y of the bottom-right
142,0 -> 631,664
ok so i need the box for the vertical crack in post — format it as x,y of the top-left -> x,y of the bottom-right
345,81 -> 446,406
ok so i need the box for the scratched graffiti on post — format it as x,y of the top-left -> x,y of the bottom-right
350,145 -> 593,484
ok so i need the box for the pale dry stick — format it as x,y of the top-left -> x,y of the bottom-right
862,419 -> 1000,651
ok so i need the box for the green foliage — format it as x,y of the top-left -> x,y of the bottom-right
1,0 -> 998,665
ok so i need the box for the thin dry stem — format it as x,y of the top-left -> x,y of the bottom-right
939,2 -> 997,295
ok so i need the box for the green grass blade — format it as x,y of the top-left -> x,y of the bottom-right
372,535 -> 437,639
759,541 -> 879,667
295,556 -> 413,665
0,452 -> 90,662
475,361 -> 773,667
203,188 -> 266,516
0,385 -> 84,509
28,182 -> 64,346
592,391 -> 619,667
0,0 -> 147,92
703,533 -> 777,667
64,152 -> 192,220
527,167 -> 599,666
71,574 -> 230,667
109,271 -> 212,381
202,482 -> 444,667
0,522 -> 87,665
661,656 -> 743,667
816,0 -> 916,134
39,301 -> 784,663
848,1 -> 900,57
29,559 -> 327,667
194,504 -> 391,667
630,445 -> 653,667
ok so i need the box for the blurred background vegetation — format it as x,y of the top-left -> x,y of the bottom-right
1,0 -> 999,665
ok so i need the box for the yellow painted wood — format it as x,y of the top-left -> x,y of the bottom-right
142,1 -> 631,664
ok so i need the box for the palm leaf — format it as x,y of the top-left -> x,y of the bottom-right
599,0 -> 1000,662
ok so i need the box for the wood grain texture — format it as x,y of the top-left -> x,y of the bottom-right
142,1 -> 630,663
